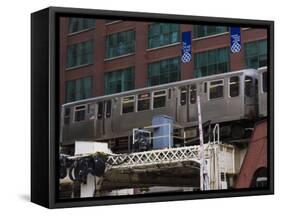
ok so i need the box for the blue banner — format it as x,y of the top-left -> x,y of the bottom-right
230,27 -> 241,53
181,31 -> 192,63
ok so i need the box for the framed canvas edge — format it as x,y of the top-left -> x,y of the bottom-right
32,6 -> 274,209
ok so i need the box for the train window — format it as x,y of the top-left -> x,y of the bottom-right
168,89 -> 172,99
209,80 -> 224,99
229,76 -> 239,97
245,76 -> 254,97
153,90 -> 167,109
122,96 -> 135,114
204,82 -> 207,93
106,100 -> 112,118
189,85 -> 197,104
180,87 -> 187,105
137,93 -> 150,111
88,103 -> 95,113
87,103 -> 95,120
97,102 -> 103,119
256,177 -> 268,188
74,105 -> 87,122
64,107 -> 70,125
262,72 -> 267,93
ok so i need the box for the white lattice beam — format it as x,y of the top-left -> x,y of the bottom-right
107,145 -> 202,169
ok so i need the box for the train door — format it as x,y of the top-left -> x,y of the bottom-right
187,84 -> 198,122
178,84 -> 197,124
258,70 -> 267,117
244,75 -> 257,119
96,100 -> 112,138
178,86 -> 189,124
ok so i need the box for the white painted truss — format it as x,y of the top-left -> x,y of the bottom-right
106,145 -> 204,168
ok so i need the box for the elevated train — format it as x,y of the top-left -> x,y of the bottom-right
60,67 -> 267,154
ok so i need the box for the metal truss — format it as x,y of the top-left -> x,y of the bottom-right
106,145 -> 203,169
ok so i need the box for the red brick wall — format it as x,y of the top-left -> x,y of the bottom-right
235,120 -> 268,188
59,18 -> 267,105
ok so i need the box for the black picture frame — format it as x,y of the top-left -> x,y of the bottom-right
31,6 -> 274,208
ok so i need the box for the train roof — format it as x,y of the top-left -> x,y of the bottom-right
62,68 -> 260,107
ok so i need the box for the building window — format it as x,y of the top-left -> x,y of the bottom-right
189,85 -> 197,104
148,23 -> 180,49
193,25 -> 228,38
122,96 -> 135,114
105,30 -> 135,59
194,47 -> 230,77
105,67 -> 135,95
65,76 -> 92,103
68,18 -> 95,34
245,40 -> 267,69
137,93 -> 151,111
229,76 -> 240,97
67,40 -> 93,68
148,57 -> 180,86
74,105 -> 87,122
153,90 -> 167,109
209,80 -> 224,99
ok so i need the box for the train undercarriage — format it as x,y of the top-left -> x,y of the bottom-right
60,118 -> 259,155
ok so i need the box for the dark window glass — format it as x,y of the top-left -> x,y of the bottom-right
148,23 -> 180,48
74,105 -> 86,122
68,18 -> 95,33
262,72 -> 267,93
245,40 -> 267,69
209,80 -> 224,99
106,30 -> 135,58
65,76 -> 92,103
105,67 -> 135,95
189,85 -> 197,104
98,102 -> 103,119
122,96 -> 135,114
137,93 -> 150,111
194,47 -> 230,77
168,89 -> 172,99
256,177 -> 268,188
106,100 -> 112,118
64,107 -> 70,125
180,87 -> 187,105
193,25 -> 228,38
67,40 -> 93,68
148,57 -> 180,86
245,76 -> 254,97
204,82 -> 207,93
88,104 -> 95,114
153,90 -> 166,109
229,76 -> 240,97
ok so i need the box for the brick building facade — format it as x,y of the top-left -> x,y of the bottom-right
59,18 -> 267,105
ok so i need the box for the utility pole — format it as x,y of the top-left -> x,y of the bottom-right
197,95 -> 205,191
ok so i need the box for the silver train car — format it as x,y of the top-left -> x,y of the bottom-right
60,67 -> 267,153
257,67 -> 267,117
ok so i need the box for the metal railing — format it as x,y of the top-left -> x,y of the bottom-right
107,145 -> 202,169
